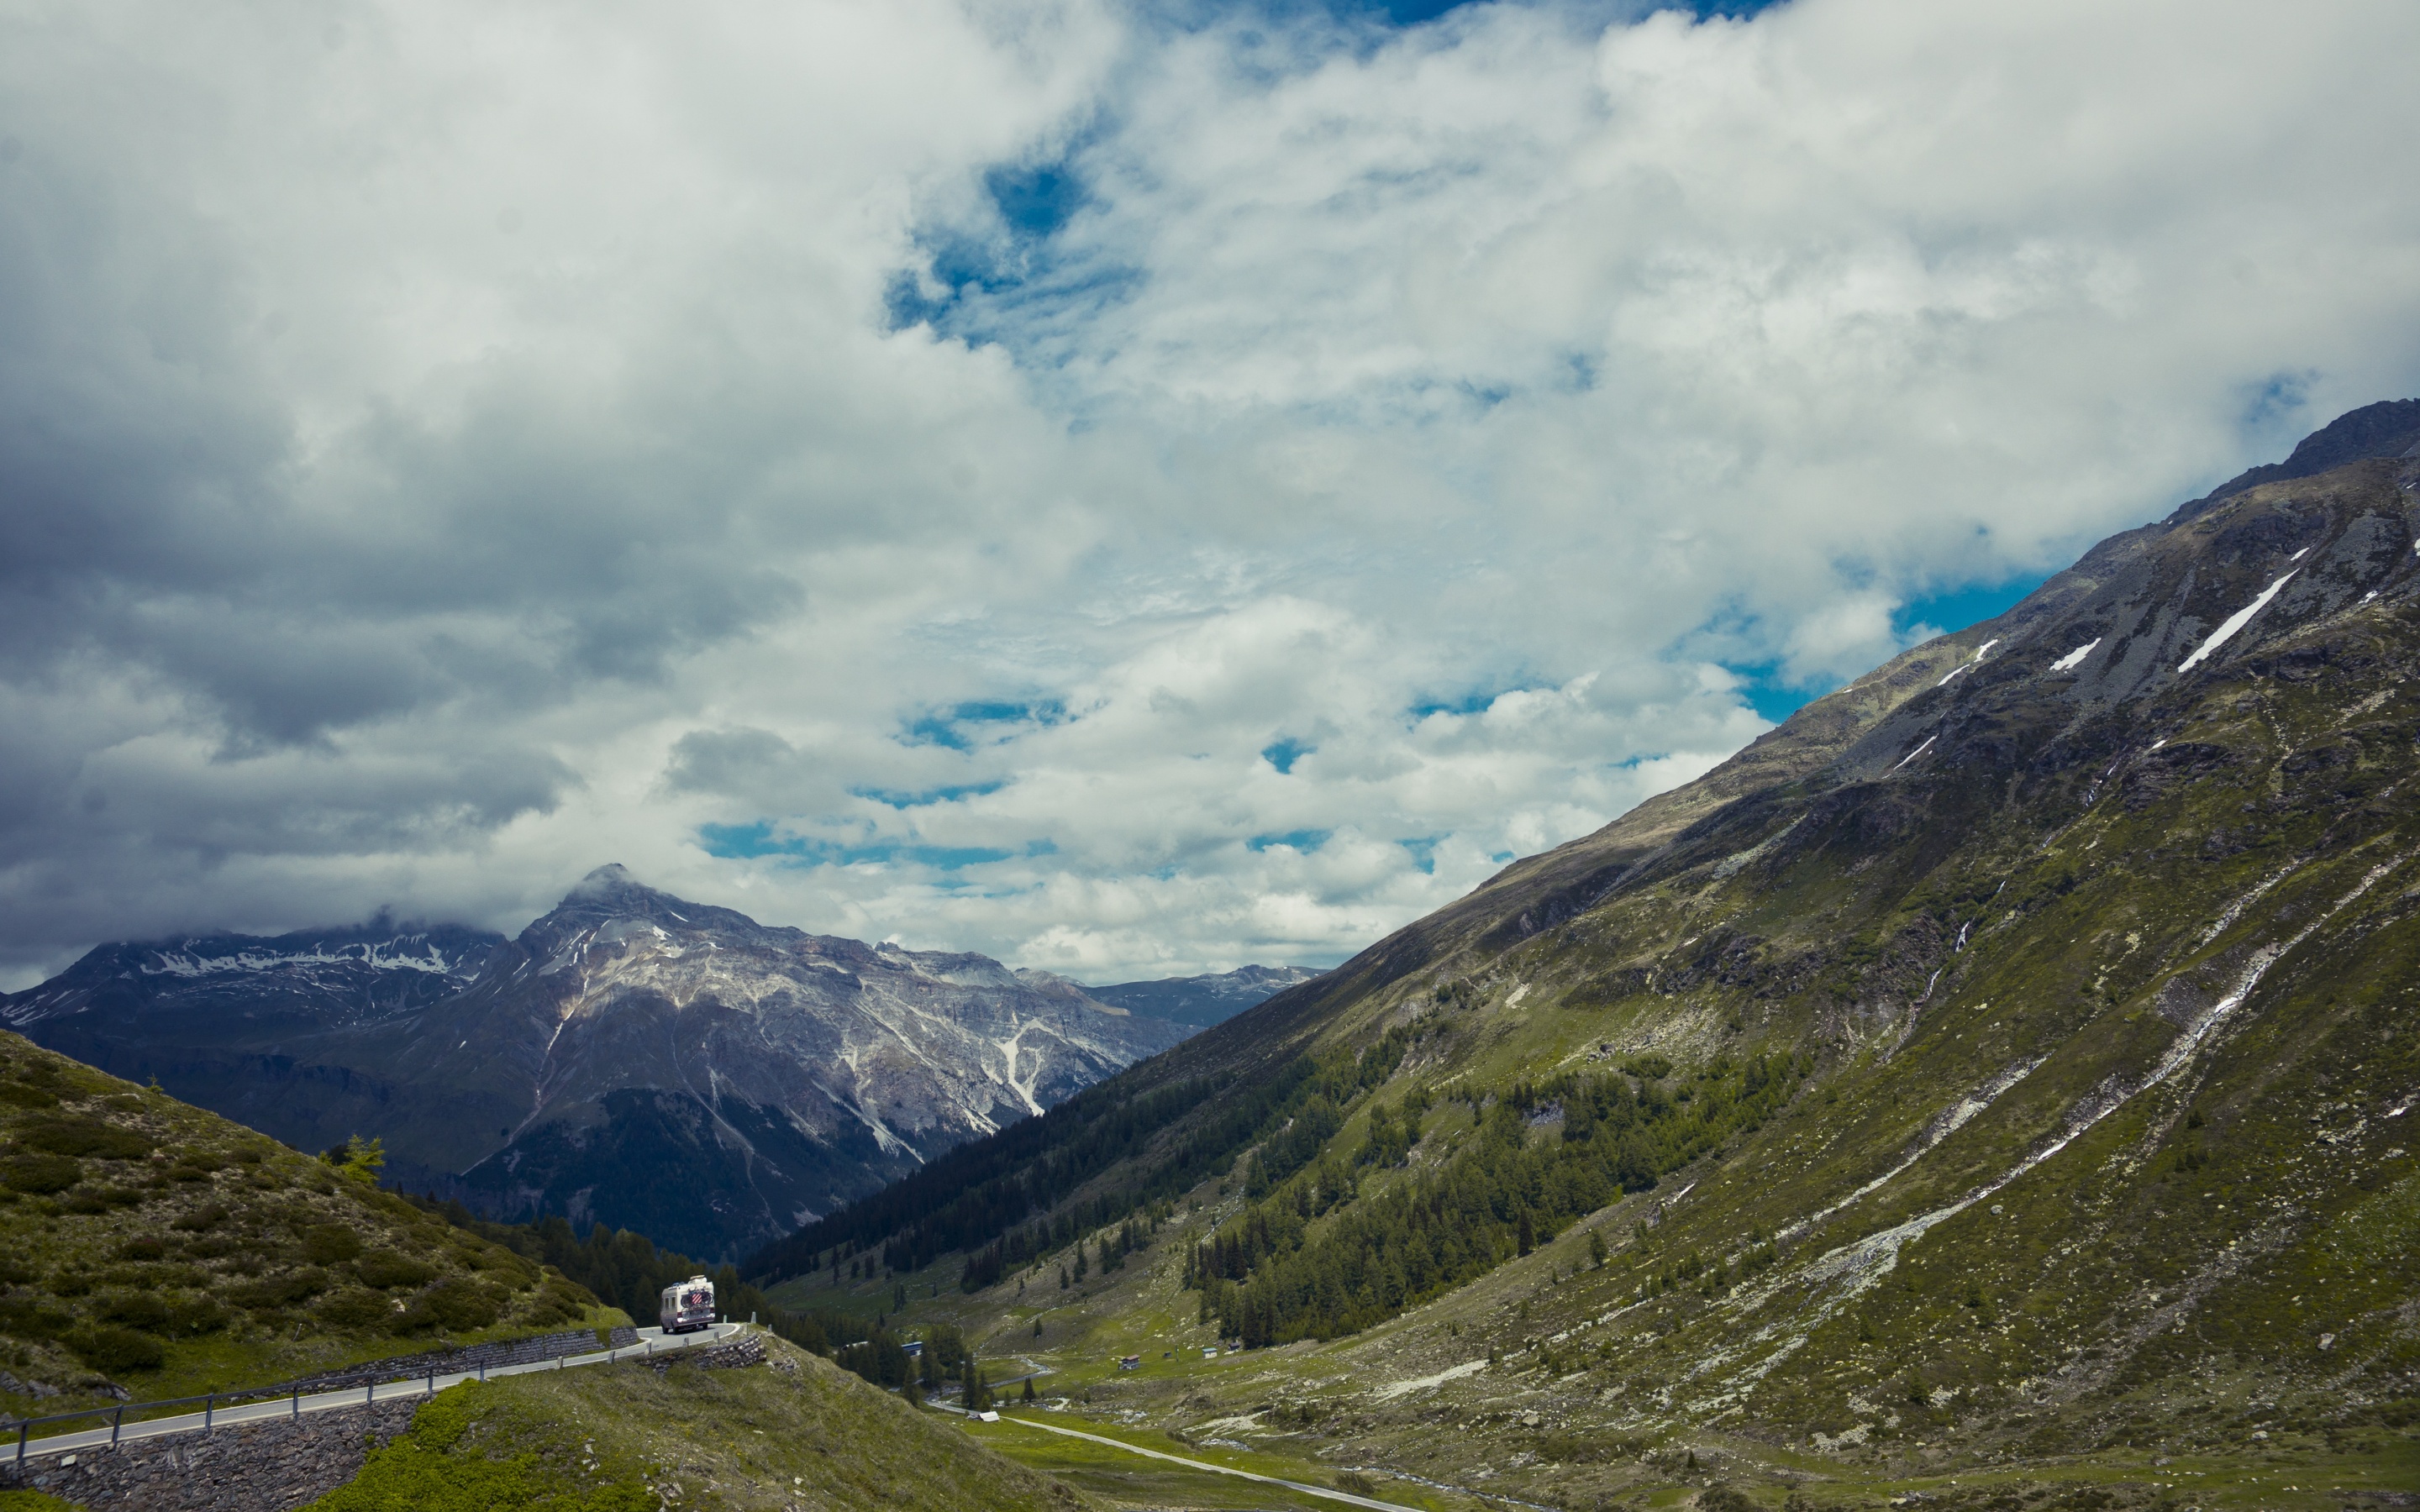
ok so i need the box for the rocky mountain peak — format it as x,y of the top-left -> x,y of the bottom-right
2174,395 -> 2420,522
530,863 -> 760,944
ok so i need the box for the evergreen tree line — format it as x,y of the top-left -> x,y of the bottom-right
406,1197 -> 868,1362
1185,1053 -> 1808,1347
969,1199 -> 1176,1294
832,1318 -> 994,1406
743,1024 -> 1418,1296
741,1068 -> 1241,1284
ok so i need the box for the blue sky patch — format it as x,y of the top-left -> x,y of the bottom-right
988,161 -> 1088,239
1718,664 -> 1825,725
1261,737 -> 1313,773
1896,575 -> 2049,640
1407,685 -> 1513,720
1397,834 -> 1444,874
1305,0 -> 1789,24
1248,828 -> 1332,853
895,700 -> 1066,750
1714,570 -> 2051,725
851,780 -> 1007,809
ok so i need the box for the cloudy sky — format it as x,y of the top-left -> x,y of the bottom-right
3,0 -> 2416,988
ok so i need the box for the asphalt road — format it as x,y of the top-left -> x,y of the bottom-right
955,1404 -> 1430,1512
7,1320 -> 749,1465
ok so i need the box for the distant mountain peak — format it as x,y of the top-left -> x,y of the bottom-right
1082,963 -> 1325,1029
570,862 -> 639,895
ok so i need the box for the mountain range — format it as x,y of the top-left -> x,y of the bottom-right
1,868 -> 1240,1259
1081,963 -> 1325,1027
742,400 -> 2420,1505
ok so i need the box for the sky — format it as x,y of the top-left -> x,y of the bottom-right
3,0 -> 2417,989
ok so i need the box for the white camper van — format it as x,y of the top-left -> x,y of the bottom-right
660,1273 -> 716,1334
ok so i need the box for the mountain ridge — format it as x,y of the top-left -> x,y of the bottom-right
744,401 -> 2420,1509
4,868 -> 1190,1261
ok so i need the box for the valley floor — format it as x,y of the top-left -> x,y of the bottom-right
772,1186 -> 2419,1512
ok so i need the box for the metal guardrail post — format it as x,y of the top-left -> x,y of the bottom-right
292,1388 -> 299,1421
203,1394 -> 213,1431
16,1420 -> 26,1464
113,1405 -> 124,1444
365,1383 -> 373,1407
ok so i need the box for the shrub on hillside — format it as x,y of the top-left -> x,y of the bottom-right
515,1279 -> 592,1328
0,1153 -> 82,1194
302,1224 -> 363,1264
18,1117 -> 150,1160
97,1291 -> 170,1330
65,1322 -> 162,1373
164,1296 -> 229,1336
355,1250 -> 439,1290
422,1278 -> 506,1331
229,1268 -> 333,1310
319,1288 -> 395,1330
0,1298 -> 72,1341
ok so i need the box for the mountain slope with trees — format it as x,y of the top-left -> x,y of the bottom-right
744,402 -> 2420,1508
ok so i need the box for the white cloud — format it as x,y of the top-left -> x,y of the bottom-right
3,0 -> 2417,985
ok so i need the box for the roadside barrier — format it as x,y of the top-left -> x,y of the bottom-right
4,1322 -> 744,1463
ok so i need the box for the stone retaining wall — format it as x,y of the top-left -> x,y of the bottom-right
655,1333 -> 765,1373
0,1399 -> 418,1510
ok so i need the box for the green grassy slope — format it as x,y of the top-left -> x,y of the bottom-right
752,449 -> 2420,1508
0,1032 -> 615,1420
304,1336 -> 1092,1512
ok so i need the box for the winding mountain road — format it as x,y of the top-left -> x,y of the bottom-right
8,1321 -> 749,1465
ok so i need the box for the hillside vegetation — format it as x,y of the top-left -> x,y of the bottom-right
748,421 -> 2420,1507
0,1032 -> 613,1420
303,1335 -> 1091,1512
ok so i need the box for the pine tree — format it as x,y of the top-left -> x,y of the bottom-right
1021,1377 -> 1037,1404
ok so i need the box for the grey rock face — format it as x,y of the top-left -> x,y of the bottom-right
0,921 -> 507,1162
3,869 -> 1189,1259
